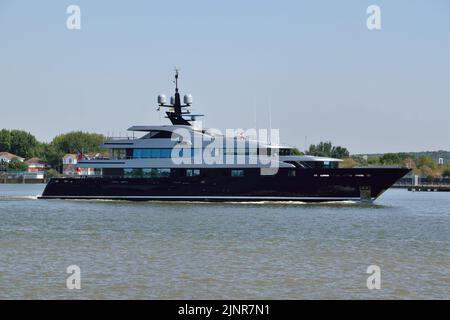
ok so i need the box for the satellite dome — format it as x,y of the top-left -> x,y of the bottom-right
184,94 -> 193,105
157,94 -> 166,105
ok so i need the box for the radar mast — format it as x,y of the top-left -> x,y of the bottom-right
157,69 -> 202,126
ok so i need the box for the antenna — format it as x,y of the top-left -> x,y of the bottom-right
174,67 -> 179,93
253,95 -> 257,131
158,104 -> 162,125
156,69 -> 203,126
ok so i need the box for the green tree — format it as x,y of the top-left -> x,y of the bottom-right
50,131 -> 105,155
31,142 -> 47,159
45,131 -> 106,172
308,141 -> 349,159
42,143 -> 65,172
417,156 -> 436,170
6,130 -> 40,158
367,155 -> 381,165
379,153 -> 401,165
45,168 -> 60,179
332,146 -> 350,159
378,153 -> 414,166
340,157 -> 360,168
291,148 -> 304,156
443,167 -> 450,177
420,165 -> 439,183
0,159 -> 7,172
402,157 -> 418,171
0,129 -> 11,151
7,157 -> 28,172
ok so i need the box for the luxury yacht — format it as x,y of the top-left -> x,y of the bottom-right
40,71 -> 410,202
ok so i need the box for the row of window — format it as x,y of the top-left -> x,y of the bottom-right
132,148 -> 262,159
133,149 -> 173,159
115,168 -> 370,179
121,168 -> 296,178
113,148 -> 293,159
124,168 -> 171,178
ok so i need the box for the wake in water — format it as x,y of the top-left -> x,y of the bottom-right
8,196 -> 383,208
75,199 -> 369,207
0,195 -> 39,201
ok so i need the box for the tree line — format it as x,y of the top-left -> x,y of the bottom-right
306,141 -> 449,180
0,129 -> 105,172
348,153 -> 450,180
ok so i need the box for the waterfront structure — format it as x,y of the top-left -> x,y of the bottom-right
40,72 -> 410,202
0,171 -> 45,183
25,158 -> 50,173
0,152 -> 24,163
62,154 -> 78,175
62,154 -> 95,176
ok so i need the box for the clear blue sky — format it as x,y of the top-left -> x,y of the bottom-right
1,0 -> 449,153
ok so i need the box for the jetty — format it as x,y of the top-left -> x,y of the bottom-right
407,185 -> 450,192
394,175 -> 450,192
0,172 -> 47,184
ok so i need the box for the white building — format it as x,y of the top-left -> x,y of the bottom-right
0,152 -> 25,163
62,154 -> 95,176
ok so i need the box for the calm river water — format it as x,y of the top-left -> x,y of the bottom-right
0,184 -> 449,299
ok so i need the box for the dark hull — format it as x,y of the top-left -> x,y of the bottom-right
39,167 -> 410,202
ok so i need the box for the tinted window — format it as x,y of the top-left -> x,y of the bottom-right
143,168 -> 171,177
186,169 -> 201,177
124,168 -> 170,178
231,169 -> 244,177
